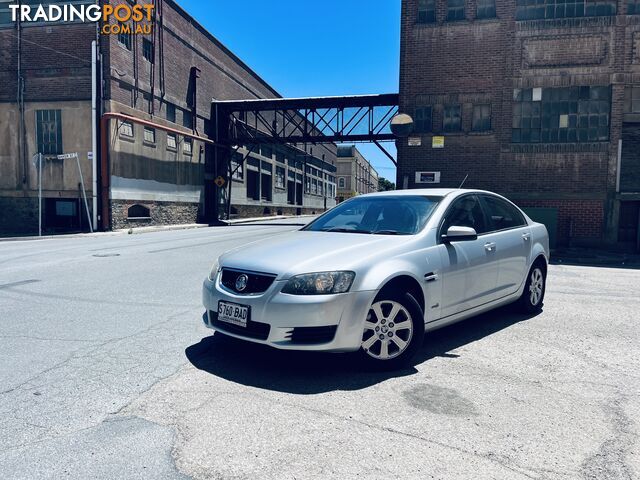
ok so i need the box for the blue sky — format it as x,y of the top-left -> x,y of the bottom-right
177,0 -> 401,181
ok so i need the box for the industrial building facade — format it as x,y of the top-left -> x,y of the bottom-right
335,145 -> 379,203
0,0 -> 337,235
398,0 -> 640,250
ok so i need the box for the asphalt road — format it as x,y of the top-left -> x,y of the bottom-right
0,221 -> 638,480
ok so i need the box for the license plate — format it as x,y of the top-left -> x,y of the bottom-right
217,301 -> 250,327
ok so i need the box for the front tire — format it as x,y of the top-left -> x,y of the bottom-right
359,291 -> 425,370
519,262 -> 546,313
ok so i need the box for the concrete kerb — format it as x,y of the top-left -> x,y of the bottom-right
0,215 -> 316,241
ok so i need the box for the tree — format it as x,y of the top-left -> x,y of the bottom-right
378,177 -> 395,191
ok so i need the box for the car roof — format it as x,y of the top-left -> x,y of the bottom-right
358,189 -> 494,199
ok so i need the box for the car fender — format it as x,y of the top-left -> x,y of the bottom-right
529,223 -> 550,265
352,248 -> 443,322
354,259 -> 421,292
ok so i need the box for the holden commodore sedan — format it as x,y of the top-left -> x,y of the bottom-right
202,189 -> 549,368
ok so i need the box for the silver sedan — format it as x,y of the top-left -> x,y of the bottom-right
202,189 -> 549,369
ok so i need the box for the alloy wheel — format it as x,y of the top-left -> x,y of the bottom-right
362,300 -> 414,360
529,268 -> 544,306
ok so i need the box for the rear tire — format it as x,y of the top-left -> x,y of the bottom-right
359,291 -> 425,370
518,261 -> 546,313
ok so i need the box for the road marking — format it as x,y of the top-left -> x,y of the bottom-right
0,279 -> 40,290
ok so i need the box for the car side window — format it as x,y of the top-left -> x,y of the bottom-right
482,196 -> 526,231
441,195 -> 488,235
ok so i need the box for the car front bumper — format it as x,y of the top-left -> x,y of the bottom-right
202,276 -> 375,352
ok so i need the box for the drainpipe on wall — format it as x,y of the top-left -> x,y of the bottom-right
616,139 -> 622,193
17,1 -> 26,185
91,40 -> 98,231
99,112 -> 216,231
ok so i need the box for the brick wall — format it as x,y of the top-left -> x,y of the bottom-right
517,198 -> 604,242
0,23 -> 94,103
398,0 -> 640,246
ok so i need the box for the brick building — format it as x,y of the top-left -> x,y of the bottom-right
397,0 -> 640,250
0,0 -> 337,235
335,145 -> 379,203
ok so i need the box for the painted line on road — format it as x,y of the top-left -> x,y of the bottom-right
0,279 -> 40,290
147,229 -> 295,253
89,226 -> 291,252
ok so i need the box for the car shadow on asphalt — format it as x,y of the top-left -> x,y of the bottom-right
185,306 -> 540,395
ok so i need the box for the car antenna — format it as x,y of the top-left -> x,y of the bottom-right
458,174 -> 469,189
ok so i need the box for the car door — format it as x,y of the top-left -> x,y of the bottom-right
479,194 -> 531,298
437,194 -> 499,318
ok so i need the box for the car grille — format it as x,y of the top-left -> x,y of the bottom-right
220,268 -> 276,295
209,310 -> 270,341
285,325 -> 338,345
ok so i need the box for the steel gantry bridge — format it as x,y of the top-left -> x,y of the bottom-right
204,93 -> 401,223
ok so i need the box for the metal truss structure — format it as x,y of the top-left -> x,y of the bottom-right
213,93 -> 399,145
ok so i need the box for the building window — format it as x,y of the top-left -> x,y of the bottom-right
476,0 -> 496,18
443,105 -> 462,132
630,0 -> 640,14
247,170 -> 260,200
418,0 -> 436,22
231,153 -> 244,181
414,106 -> 433,133
119,120 -> 134,138
472,104 -> 491,131
260,144 -> 273,159
0,2 -> 15,27
261,162 -> 272,201
167,133 -> 177,150
166,103 -> 176,123
142,38 -> 154,63
35,109 -> 63,155
624,86 -> 640,113
118,24 -> 132,50
275,166 -> 285,189
512,86 -> 611,143
143,127 -> 155,144
338,177 -> 346,189
183,139 -> 193,155
515,0 -> 616,20
447,0 -> 465,21
183,110 -> 193,129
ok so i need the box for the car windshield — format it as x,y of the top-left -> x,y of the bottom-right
303,195 -> 442,235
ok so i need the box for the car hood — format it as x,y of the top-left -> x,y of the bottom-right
218,230 -> 412,279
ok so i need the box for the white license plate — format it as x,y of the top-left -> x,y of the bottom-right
217,301 -> 249,327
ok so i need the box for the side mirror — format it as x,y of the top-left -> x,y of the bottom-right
441,226 -> 478,243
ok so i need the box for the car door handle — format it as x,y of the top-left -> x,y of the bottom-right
484,242 -> 496,252
424,272 -> 439,282
522,233 -> 531,241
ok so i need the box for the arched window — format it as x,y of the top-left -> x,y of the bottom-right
127,204 -> 150,219
338,177 -> 346,189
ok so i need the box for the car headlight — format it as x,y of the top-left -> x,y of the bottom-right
281,271 -> 355,295
208,259 -> 220,281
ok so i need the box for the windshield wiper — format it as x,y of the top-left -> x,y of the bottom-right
320,227 -> 372,234
371,230 -> 409,235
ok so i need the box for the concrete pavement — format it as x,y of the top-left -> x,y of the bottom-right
0,221 -> 638,479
